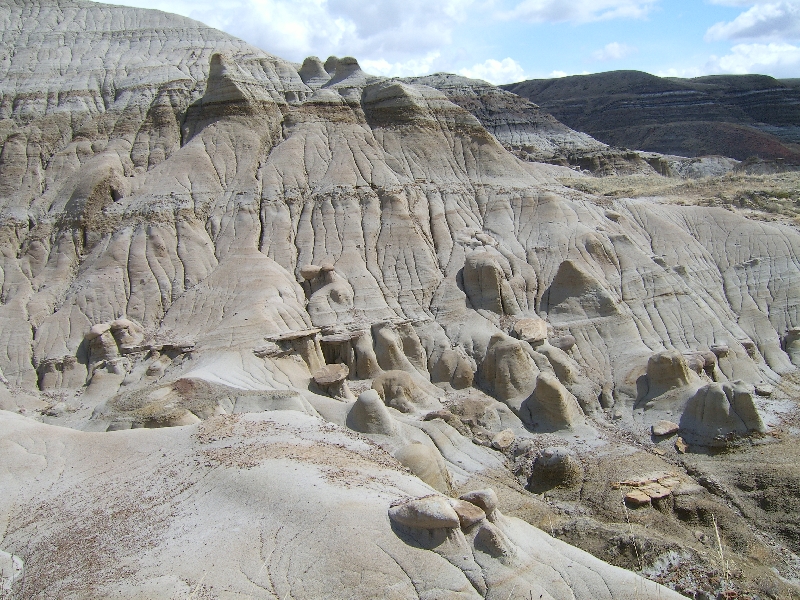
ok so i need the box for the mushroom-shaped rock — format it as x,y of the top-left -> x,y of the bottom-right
394,443 -> 451,493
684,353 -> 705,374
521,373 -> 584,431
299,264 -> 322,280
388,496 -> 460,529
512,317 -> 548,345
459,488 -> 499,520
710,344 -> 730,358
646,350 -> 697,398
529,447 -> 584,491
346,390 -> 396,436
372,370 -> 440,414
312,363 -> 354,400
448,498 -> 486,529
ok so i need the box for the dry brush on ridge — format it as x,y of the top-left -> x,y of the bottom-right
1,1 -> 800,598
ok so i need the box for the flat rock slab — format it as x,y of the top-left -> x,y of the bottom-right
389,496 -> 460,529
640,483 -> 671,500
652,420 -> 680,436
313,363 -> 349,384
624,490 -> 652,507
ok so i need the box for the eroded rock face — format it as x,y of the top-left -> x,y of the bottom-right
681,381 -> 766,445
522,373 -> 585,431
0,2 -> 798,598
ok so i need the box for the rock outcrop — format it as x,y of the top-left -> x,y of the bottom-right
0,1 -> 799,598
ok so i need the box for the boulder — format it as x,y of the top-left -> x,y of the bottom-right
447,498 -> 486,528
491,428 -> 515,451
459,489 -> 499,521
679,381 -> 765,444
312,363 -> 355,400
512,317 -> 548,345
652,420 -> 680,437
388,496 -> 460,529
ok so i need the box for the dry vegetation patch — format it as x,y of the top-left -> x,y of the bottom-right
561,172 -> 800,226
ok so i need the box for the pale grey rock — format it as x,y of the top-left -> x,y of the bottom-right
346,389 -> 397,435
787,327 -> 800,366
646,351 -> 698,399
490,428 -> 515,450
521,372 -> 585,431
394,443 -> 452,493
680,381 -> 765,444
512,316 -> 548,345
372,370 -> 441,414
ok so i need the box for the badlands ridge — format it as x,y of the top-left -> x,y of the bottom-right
1,1 -> 800,598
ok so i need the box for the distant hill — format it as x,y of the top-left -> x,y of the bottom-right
502,70 -> 800,162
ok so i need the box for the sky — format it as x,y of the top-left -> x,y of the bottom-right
94,0 -> 800,84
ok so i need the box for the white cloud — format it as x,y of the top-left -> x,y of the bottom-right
707,41 -> 800,75
459,58 -> 527,84
548,70 -> 569,78
654,66 -> 708,77
593,42 -> 638,60
500,0 -> 659,23
90,0 -> 472,66
706,1 -> 800,41
361,53 -> 442,77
